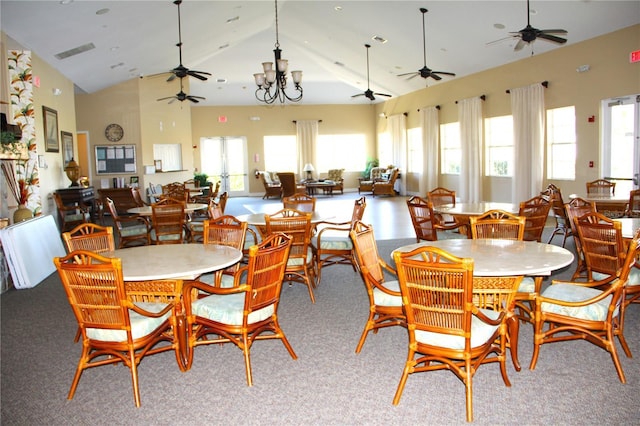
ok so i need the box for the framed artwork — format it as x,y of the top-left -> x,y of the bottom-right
154,159 -> 163,172
43,106 -> 59,152
129,176 -> 139,187
61,131 -> 74,168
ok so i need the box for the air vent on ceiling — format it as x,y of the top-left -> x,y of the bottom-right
54,43 -> 96,60
371,35 -> 387,44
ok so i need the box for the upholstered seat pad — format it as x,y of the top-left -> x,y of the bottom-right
372,280 -> 402,306
120,224 -> 148,236
287,247 -> 313,266
541,283 -> 616,321
86,302 -> 171,342
198,272 -> 235,288
414,308 -> 501,350
517,276 -> 535,293
192,293 -> 274,325
312,233 -> 352,250
593,266 -> 640,287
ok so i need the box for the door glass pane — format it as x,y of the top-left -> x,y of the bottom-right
226,137 -> 246,192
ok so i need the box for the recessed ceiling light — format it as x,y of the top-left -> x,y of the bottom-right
371,35 -> 387,44
216,78 -> 227,84
493,23 -> 505,30
96,8 -> 109,15
110,46 -> 119,52
59,0 -> 73,5
334,6 -> 343,11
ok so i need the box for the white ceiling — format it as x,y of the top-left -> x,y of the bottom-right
2,1 -> 639,106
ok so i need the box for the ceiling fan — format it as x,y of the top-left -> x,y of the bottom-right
351,44 -> 391,101
398,8 -> 455,82
164,0 -> 211,82
157,77 -> 205,104
494,0 -> 568,51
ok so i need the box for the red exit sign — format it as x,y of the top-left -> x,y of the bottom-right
631,50 -> 640,63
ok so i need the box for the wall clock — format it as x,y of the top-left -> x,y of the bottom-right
105,123 -> 124,142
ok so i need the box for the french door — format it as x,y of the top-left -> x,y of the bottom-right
601,94 -> 640,193
200,136 -> 249,197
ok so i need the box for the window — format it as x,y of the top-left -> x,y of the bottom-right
377,132 -> 393,167
440,122 -> 460,175
264,135 -> 296,171
316,134 -> 366,172
484,115 -> 513,177
407,127 -> 422,173
546,106 -> 576,180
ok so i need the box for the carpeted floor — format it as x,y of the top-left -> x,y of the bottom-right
2,234 -> 639,425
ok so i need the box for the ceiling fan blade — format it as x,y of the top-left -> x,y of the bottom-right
540,29 -> 568,35
537,33 -> 567,44
351,93 -> 365,98
186,97 -> 200,103
157,95 -> 175,101
430,73 -> 442,81
187,70 -> 211,81
433,71 -> 456,77
374,93 -> 392,98
514,39 -> 527,51
166,74 -> 177,82
486,35 -> 517,46
397,71 -> 418,77
405,73 -> 419,81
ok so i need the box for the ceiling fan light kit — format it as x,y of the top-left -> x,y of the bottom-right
254,0 -> 303,104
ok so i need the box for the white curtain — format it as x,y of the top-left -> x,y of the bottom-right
511,83 -> 545,202
387,114 -> 407,195
295,120 -> 318,177
458,97 -> 483,202
420,106 -> 439,195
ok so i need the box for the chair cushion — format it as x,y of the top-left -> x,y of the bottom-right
517,277 -> 536,293
414,308 -> 501,349
592,266 -> 640,287
86,302 -> 171,342
287,247 -> 313,266
120,224 -> 148,236
192,293 -> 274,325
372,280 -> 402,307
312,233 -> 352,250
327,169 -> 344,182
540,283 -> 616,321
64,213 -> 88,222
198,272 -> 235,288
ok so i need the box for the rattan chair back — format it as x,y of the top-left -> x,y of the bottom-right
469,209 -> 525,240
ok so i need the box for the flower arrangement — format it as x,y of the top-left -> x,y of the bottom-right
1,160 -> 35,206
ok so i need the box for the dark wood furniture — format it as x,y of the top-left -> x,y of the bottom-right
97,187 -> 144,221
55,186 -> 96,220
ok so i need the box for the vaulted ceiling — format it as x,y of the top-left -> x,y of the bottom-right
2,1 -> 638,106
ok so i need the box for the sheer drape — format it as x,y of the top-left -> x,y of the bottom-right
420,106 -> 439,194
296,120 -> 318,177
511,83 -> 545,202
458,97 -> 483,202
387,114 -> 407,195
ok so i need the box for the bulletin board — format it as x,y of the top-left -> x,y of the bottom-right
95,145 -> 137,174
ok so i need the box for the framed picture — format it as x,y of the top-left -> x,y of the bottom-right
43,106 -> 59,152
129,176 -> 139,188
154,159 -> 163,172
61,131 -> 74,168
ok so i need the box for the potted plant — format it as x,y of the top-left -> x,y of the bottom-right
193,171 -> 210,188
361,159 -> 379,179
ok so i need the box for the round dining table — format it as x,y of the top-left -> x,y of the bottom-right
433,202 -> 520,237
236,211 -> 334,226
614,217 -> 640,240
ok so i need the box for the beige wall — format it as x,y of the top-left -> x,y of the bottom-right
375,24 -> 640,200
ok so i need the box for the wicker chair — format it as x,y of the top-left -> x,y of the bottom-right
541,184 -> 572,246
624,188 -> 640,217
54,250 -> 182,406
518,195 -> 552,242
277,172 -> 305,198
392,245 -> 513,422
312,196 -> 366,283
260,171 -> 282,199
161,182 -> 189,204
283,193 -> 316,212
565,197 -> 597,280
62,222 -> 115,254
358,166 -> 386,194
104,197 -> 150,248
181,233 -> 297,385
469,209 -> 526,240
326,168 -> 344,194
586,178 -> 616,195
529,232 -> 639,383
350,221 -> 404,353
575,211 -> 626,285
150,199 -> 187,244
372,168 -> 399,197
188,198 -> 224,243
52,192 -> 91,232
265,208 -> 316,303
196,215 -> 248,288
406,196 -> 438,242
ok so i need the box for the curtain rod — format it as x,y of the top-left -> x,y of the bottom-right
292,120 -> 323,123
417,105 -> 440,112
382,112 -> 408,118
506,81 -> 548,94
455,95 -> 485,104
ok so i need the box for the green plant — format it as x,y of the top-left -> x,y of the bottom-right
1,131 -> 16,145
193,172 -> 209,187
362,159 -> 379,179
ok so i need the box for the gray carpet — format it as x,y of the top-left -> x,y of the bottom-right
2,234 -> 639,425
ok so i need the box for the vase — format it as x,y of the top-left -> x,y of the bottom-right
13,204 -> 33,224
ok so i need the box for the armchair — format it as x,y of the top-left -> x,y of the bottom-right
52,192 -> 91,232
358,166 -> 386,194
326,168 -> 344,194
372,168 -> 399,197
260,171 -> 282,199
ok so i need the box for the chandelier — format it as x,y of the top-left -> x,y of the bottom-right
253,0 -> 302,104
